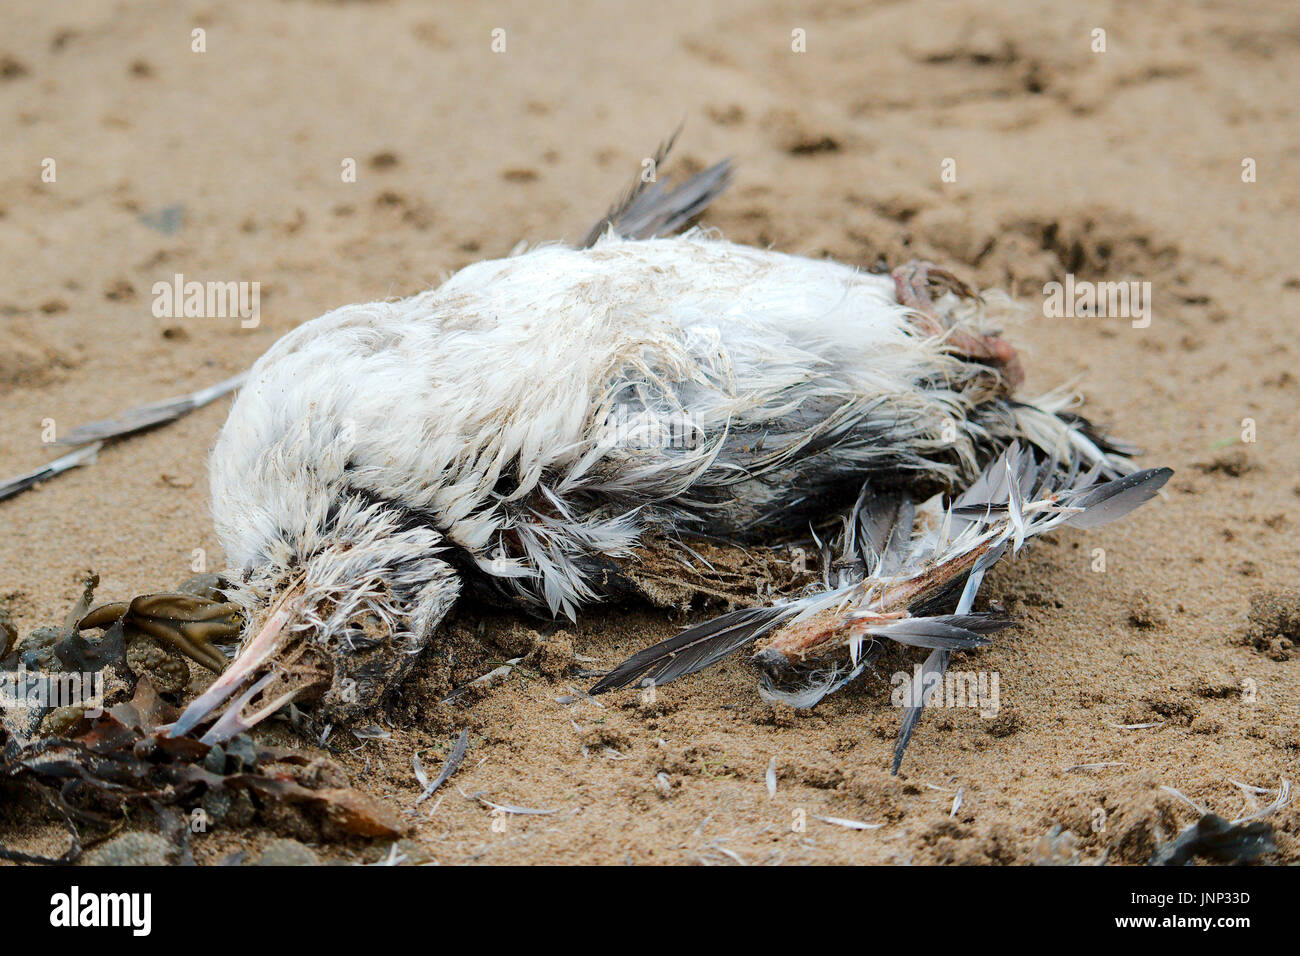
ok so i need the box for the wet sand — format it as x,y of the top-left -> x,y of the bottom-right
1,0 -> 1297,863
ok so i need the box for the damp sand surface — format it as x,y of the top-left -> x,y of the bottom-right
1,0 -> 1298,864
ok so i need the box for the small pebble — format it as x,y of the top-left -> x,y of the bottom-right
254,838 -> 320,866
200,788 -> 232,825
177,572 -> 229,601
0,606 -> 17,657
84,832 -> 173,866
203,742 -> 227,775
225,734 -> 257,772
125,633 -> 190,694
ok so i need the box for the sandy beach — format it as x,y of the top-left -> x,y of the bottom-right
1,0 -> 1298,864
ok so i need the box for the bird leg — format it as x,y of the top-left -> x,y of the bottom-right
78,593 -> 242,674
754,541 -> 994,666
892,260 -> 1025,389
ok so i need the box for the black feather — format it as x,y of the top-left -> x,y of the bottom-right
589,604 -> 792,694
892,648 -> 950,773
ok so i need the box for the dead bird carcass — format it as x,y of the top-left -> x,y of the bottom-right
148,152 -> 1171,771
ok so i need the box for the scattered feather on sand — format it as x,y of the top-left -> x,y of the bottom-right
55,373 -> 247,447
814,815 -> 883,831
1151,777 -> 1289,864
414,728 -> 469,805
461,789 -> 557,816
0,441 -> 102,503
1064,761 -> 1127,772
1159,785 -> 1207,815
1232,777 -> 1290,824
442,658 -> 524,702
1150,814 -> 1276,866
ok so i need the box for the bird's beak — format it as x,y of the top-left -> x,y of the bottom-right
165,584 -> 318,743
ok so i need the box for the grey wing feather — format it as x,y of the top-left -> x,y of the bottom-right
581,127 -> 733,247
867,617 -> 995,651
603,160 -> 734,242
589,604 -> 792,693
871,495 -> 915,576
0,442 -> 102,503
1063,467 -> 1173,529
1,374 -> 246,504
54,373 -> 247,446
892,647 -> 950,773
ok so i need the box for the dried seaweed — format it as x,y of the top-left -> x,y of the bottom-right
78,592 -> 240,673
0,677 -> 404,863
1,575 -> 241,742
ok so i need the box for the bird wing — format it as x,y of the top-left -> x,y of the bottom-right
591,444 -> 1173,774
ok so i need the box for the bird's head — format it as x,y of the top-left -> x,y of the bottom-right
167,499 -> 460,744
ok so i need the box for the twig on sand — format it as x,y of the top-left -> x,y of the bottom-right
1064,761 -> 1127,772
441,657 -> 523,702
